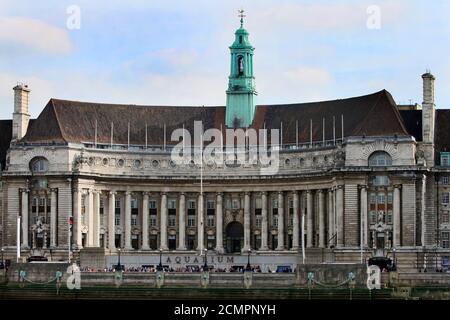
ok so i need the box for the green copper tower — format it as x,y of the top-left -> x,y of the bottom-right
225,11 -> 257,128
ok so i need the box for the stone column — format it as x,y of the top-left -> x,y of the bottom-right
140,192 -> 149,250
108,191 -> 116,250
243,192 -> 251,251
318,190 -> 325,248
292,191 -> 299,250
21,189 -> 29,248
277,191 -> 285,250
87,189 -> 94,247
393,185 -> 401,247
328,188 -> 335,247
50,188 -> 57,247
73,188 -> 83,249
336,185 -> 344,247
177,192 -> 186,250
93,191 -> 101,247
124,191 -> 132,250
260,192 -> 269,250
215,192 -> 224,253
360,185 -> 368,247
306,190 -> 313,248
160,192 -> 168,250
196,193 -> 204,251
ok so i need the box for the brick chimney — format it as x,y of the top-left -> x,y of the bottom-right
12,83 -> 30,141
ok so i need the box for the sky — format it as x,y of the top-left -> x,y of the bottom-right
0,0 -> 449,119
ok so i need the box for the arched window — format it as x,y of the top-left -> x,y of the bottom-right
368,151 -> 392,167
237,56 -> 244,75
30,157 -> 49,173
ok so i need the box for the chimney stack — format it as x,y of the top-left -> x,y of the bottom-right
421,72 -> 435,144
12,83 -> 30,141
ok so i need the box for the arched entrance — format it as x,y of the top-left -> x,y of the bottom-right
225,221 -> 244,253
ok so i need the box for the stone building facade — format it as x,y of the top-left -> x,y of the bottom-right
0,20 -> 449,270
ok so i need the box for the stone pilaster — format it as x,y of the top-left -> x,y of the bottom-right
50,188 -> 57,247
93,191 -> 100,247
359,185 -> 368,247
20,189 -> 29,248
260,192 -> 269,250
243,192 -> 251,251
177,192 -> 186,250
215,192 -> 224,253
196,193 -> 204,251
336,185 -> 344,247
292,191 -> 299,250
124,191 -> 132,250
328,188 -> 335,247
73,188 -> 83,249
393,185 -> 401,247
87,189 -> 94,247
108,191 -> 116,250
318,190 -> 325,248
142,192 -> 150,250
306,190 -> 313,248
160,192 -> 168,250
277,191 -> 284,250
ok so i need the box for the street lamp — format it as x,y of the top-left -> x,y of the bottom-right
1,248 -> 4,268
203,248 -> 208,271
117,248 -> 122,271
157,248 -> 163,271
246,248 -> 252,271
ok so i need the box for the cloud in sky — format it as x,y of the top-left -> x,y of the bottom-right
0,0 -> 449,120
0,17 -> 73,54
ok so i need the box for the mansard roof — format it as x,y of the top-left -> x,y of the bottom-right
435,110 -> 450,153
20,89 -> 409,146
0,120 -> 12,170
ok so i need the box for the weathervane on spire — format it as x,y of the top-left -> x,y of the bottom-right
238,9 -> 246,27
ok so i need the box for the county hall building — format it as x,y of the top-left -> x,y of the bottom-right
0,17 -> 449,271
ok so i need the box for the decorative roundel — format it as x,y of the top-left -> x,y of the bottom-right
102,158 -> 109,166
169,160 -> 177,168
88,157 -> 94,166
299,158 -> 305,166
312,156 -> 318,164
189,159 -> 196,168
207,160 -> 216,168
323,155 -> 329,163
117,159 -> 125,167
151,159 -> 159,168
134,159 -> 141,168
285,158 -> 291,166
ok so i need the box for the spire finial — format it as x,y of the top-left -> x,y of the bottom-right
238,9 -> 246,27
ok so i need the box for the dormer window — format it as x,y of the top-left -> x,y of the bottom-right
239,35 -> 242,44
30,157 -> 49,173
368,151 -> 392,166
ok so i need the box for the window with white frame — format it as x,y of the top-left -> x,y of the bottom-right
168,199 -> 177,210
442,176 -> 449,185
207,215 -> 215,227
131,214 -> 138,226
149,200 -> 157,209
188,215 -> 196,227
442,232 -> 450,248
368,151 -> 392,166
442,193 -> 450,204
272,215 -> 278,227
441,211 -> 449,224
149,215 -> 157,227
188,200 -> 196,210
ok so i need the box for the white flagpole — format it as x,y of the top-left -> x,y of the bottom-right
17,216 -> 21,263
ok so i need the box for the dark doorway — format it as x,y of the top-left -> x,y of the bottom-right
225,222 -> 244,253
115,234 -> 121,248
132,235 -> 139,250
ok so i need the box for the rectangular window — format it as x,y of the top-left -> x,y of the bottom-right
99,198 -> 104,215
387,211 -> 393,224
255,198 -> 262,209
272,215 -> 278,227
272,199 -> 279,209
441,153 -> 450,166
387,193 -> 393,204
377,193 -> 385,204
207,200 -> 215,209
442,211 -> 449,224
168,199 -> 177,210
207,215 -> 215,227
115,199 -> 121,214
442,176 -> 449,185
149,200 -> 157,209
188,215 -> 196,227
442,193 -> 450,204
370,211 -> 376,224
131,198 -> 138,208
442,232 -> 450,249
255,215 -> 262,228
188,200 -> 196,210
149,216 -> 157,227
115,214 -> 120,226
207,235 -> 215,250
254,235 -> 261,249
131,214 -> 137,226
232,199 -> 239,209
168,215 -> 176,227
